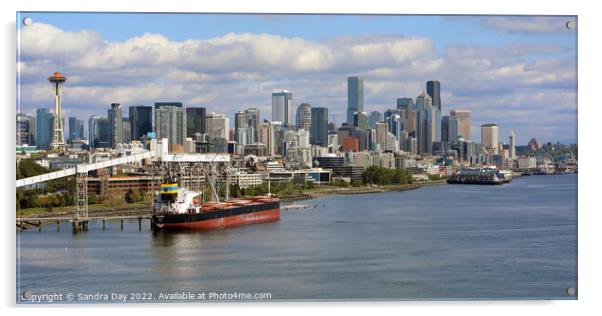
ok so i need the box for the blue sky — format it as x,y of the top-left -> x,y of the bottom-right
17,12 -> 577,144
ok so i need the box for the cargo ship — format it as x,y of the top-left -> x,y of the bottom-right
151,180 -> 280,232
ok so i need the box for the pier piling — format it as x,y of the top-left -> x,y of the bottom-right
120,219 -> 124,230
38,220 -> 42,232
138,217 -> 142,231
56,220 -> 60,232
102,219 -> 105,231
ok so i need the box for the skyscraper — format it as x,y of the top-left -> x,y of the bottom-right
122,117 -> 131,143
259,122 -> 277,156
295,103 -> 312,131
451,109 -> 472,141
16,113 -> 34,146
441,115 -> 459,143
205,112 -> 229,141
426,80 -> 441,112
375,122 -> 388,151
155,106 -> 187,150
272,90 -> 293,126
310,107 -> 328,146
368,111 -> 383,129
246,107 -> 260,143
68,116 -> 84,141
35,108 -> 53,150
89,115 -> 110,149
108,103 -> 123,148
347,76 -> 364,124
129,105 -> 153,140
397,97 -> 415,111
186,107 -> 206,139
234,110 -> 251,143
353,111 -> 369,131
481,123 -> 499,153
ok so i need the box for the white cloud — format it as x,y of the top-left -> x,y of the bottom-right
17,22 -> 576,144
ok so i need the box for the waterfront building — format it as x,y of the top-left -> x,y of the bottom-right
186,107 -> 206,138
509,130 -> 516,160
481,123 -> 499,154
353,111 -> 369,131
155,106 -> 187,151
108,103 -> 123,148
204,112 -> 229,141
426,80 -> 441,112
451,109 -> 472,141
272,90 -> 294,127
347,76 -> 364,124
129,105 -> 153,140
296,103 -> 312,131
229,171 -> 263,189
68,117 -> 84,141
518,156 -> 537,169
35,108 -> 53,150
310,107 -> 329,147
368,111 -> 383,129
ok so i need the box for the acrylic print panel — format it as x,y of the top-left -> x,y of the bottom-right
15,12 -> 578,303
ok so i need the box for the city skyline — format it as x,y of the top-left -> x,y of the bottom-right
17,13 -> 577,144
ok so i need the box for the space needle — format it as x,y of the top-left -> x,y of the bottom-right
48,72 -> 67,150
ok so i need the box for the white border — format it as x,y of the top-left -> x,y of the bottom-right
2,0 -> 600,315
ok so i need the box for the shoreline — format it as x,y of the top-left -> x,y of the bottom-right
16,180 -> 447,230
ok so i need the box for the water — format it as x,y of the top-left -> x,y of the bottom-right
17,174 -> 577,302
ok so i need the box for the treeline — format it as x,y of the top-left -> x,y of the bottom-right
220,182 -> 314,199
16,159 -> 76,211
361,166 -> 413,185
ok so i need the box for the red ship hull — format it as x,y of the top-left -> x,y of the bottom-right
154,208 -> 280,231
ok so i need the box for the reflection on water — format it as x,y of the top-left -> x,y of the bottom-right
17,174 -> 577,301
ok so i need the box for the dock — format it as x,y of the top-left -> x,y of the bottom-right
16,215 -> 152,232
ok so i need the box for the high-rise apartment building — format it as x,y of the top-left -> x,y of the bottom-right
155,106 -> 187,150
108,103 -> 123,148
